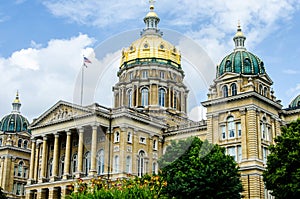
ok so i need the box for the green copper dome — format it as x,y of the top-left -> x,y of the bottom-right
0,114 -> 29,132
217,24 -> 266,77
289,94 -> 300,109
0,92 -> 30,133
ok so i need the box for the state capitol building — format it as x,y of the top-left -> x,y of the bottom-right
0,3 -> 300,199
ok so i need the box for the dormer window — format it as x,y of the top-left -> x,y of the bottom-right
222,85 -> 228,97
225,60 -> 231,72
231,83 -> 237,96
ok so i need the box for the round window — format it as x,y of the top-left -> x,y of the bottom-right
144,43 -> 149,48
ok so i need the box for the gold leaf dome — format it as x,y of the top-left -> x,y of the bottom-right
120,3 -> 181,70
120,34 -> 181,69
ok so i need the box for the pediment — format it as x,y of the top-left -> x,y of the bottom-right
30,100 -> 92,128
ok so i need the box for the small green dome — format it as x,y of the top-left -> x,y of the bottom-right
217,24 -> 266,77
0,92 -> 30,133
289,94 -> 300,109
217,51 -> 265,77
0,113 -> 29,132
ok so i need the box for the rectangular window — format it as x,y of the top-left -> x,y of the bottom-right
73,140 -> 78,147
142,70 -> 148,79
153,139 -> 157,150
139,137 -> 146,144
129,72 -> 133,80
237,145 -> 242,163
237,123 -> 241,137
228,147 -> 237,161
127,132 -> 132,143
262,146 -> 268,164
160,71 -> 165,79
221,126 -> 226,139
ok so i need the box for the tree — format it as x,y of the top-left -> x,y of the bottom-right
0,187 -> 7,199
158,137 -> 243,199
263,118 -> 300,199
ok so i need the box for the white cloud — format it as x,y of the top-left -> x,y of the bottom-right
0,34 -> 95,121
42,0 -> 300,65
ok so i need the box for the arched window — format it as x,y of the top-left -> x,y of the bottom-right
59,156 -> 65,177
259,84 -> 263,94
9,120 -> 14,131
127,132 -> 132,143
153,139 -> 157,150
97,149 -> 105,175
244,58 -> 251,73
126,156 -> 131,173
227,116 -> 235,138
138,150 -> 145,177
222,85 -> 228,97
84,151 -> 91,176
72,154 -> 78,174
114,131 -> 120,143
113,155 -> 119,173
23,140 -> 28,149
263,87 -> 268,97
158,88 -> 165,107
22,123 -> 27,131
17,161 -> 23,177
48,158 -> 53,177
141,88 -> 149,106
128,90 -> 133,107
225,60 -> 231,72
231,83 -> 237,96
0,138 -> 2,146
18,139 -> 22,147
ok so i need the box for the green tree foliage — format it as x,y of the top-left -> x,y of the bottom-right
263,118 -> 300,199
66,174 -> 168,199
0,187 -> 7,199
158,137 -> 243,199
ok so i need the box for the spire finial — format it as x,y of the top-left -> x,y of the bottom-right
237,20 -> 241,31
13,90 -> 20,103
149,0 -> 156,10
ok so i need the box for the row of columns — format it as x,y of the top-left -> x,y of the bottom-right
28,125 -> 99,184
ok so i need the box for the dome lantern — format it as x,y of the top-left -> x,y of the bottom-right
233,21 -> 246,51
141,0 -> 162,36
12,91 -> 21,114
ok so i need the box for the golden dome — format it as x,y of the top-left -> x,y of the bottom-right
145,11 -> 159,18
120,34 -> 181,69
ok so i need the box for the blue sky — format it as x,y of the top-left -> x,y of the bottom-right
1,0 -> 300,121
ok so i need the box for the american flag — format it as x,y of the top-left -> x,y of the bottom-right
84,56 -> 92,64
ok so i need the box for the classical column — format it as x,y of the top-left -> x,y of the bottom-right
40,136 -> 48,181
51,133 -> 60,181
77,128 -> 84,177
34,142 -> 40,181
89,125 -> 98,176
63,131 -> 72,179
28,138 -> 36,184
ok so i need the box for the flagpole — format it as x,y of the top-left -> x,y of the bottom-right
80,62 -> 84,106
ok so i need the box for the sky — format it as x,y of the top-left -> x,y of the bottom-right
1,0 -> 300,122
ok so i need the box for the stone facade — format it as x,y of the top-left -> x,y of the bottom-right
1,4 -> 300,199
